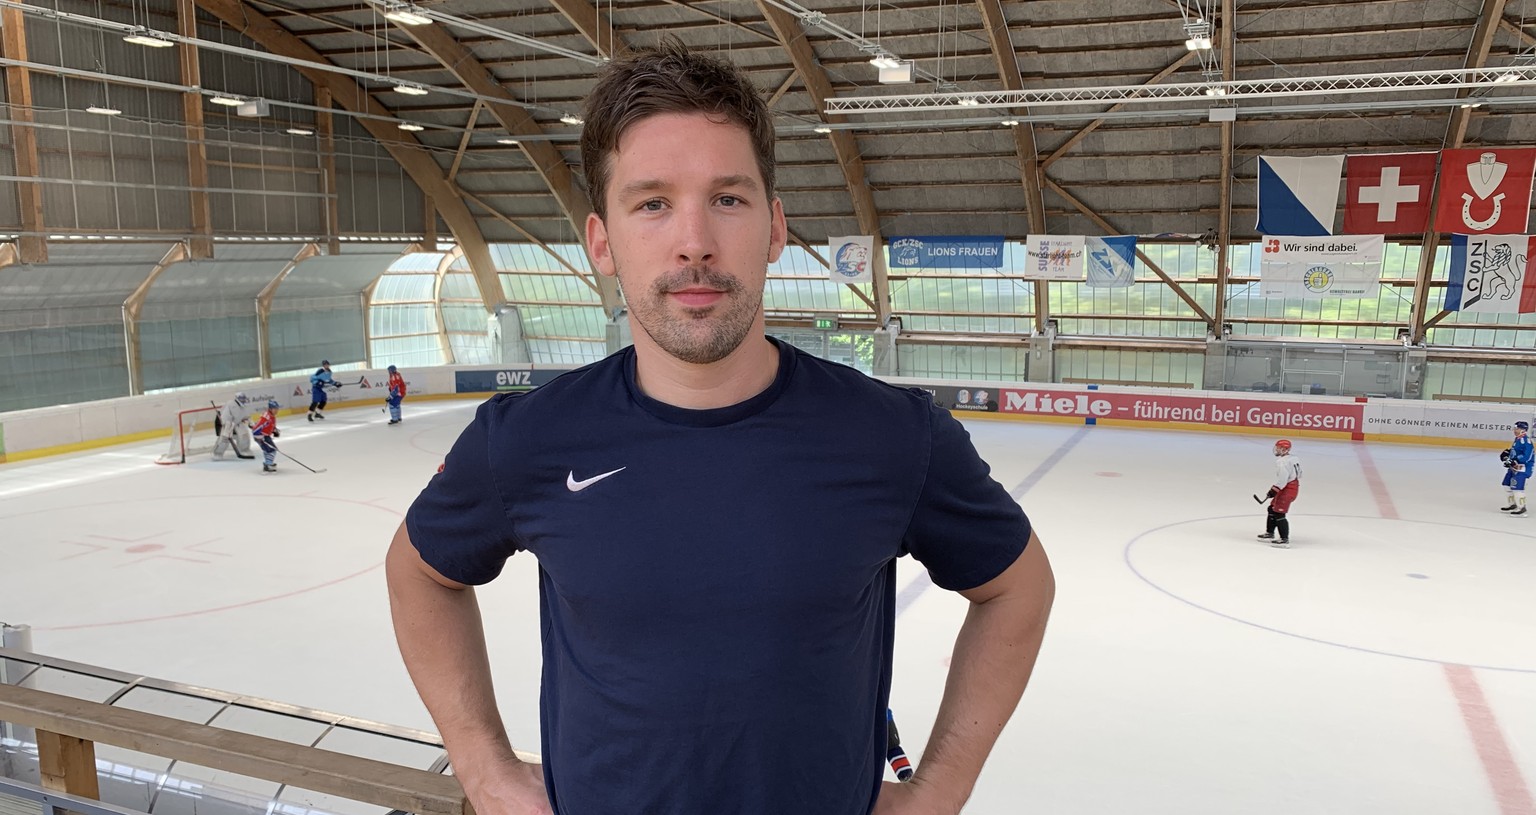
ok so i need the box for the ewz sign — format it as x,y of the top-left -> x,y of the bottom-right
455,368 -> 568,393
889,236 -> 1005,269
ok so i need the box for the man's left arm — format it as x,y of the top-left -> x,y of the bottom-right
878,531 -> 1054,815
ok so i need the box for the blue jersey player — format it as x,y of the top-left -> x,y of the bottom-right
308,360 -> 338,422
1501,420 -> 1533,516
386,42 -> 1055,815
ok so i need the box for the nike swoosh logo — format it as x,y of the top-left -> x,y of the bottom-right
567,467 -> 626,492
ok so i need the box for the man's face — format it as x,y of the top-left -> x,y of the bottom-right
587,112 -> 787,365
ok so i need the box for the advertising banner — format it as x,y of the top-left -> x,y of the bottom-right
1259,235 -> 1383,299
826,235 -> 875,283
923,385 -> 1001,413
1085,235 -> 1138,287
887,236 -> 1005,269
455,368 -> 568,393
993,386 -> 1366,436
1360,401 -> 1532,442
1022,235 -> 1087,280
1445,234 -> 1536,313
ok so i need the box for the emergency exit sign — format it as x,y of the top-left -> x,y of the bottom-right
814,317 -> 838,330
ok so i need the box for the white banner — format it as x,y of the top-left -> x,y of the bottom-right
1085,235 -> 1137,288
1259,235 -> 1383,299
1023,235 -> 1086,280
826,235 -> 875,283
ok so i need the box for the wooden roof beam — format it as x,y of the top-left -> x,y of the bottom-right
976,0 -> 1047,333
755,0 -> 890,325
1411,0 -> 1506,343
546,0 -> 627,59
2,7 -> 45,264
392,20 -> 622,314
1040,52 -> 1197,172
1212,0 -> 1236,335
1046,179 -> 1214,326
192,0 -> 502,313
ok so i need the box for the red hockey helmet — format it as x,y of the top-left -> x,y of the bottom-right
1274,439 -> 1292,454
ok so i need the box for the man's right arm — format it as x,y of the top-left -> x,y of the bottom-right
385,522 -> 551,815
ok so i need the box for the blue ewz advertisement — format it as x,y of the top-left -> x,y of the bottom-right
455,368 -> 570,393
888,236 -> 1006,269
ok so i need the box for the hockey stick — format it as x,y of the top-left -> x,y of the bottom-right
886,709 -> 914,782
278,449 -> 327,473
1252,493 -> 1271,504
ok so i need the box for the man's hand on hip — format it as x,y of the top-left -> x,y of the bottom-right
462,758 -> 552,815
871,780 -> 958,815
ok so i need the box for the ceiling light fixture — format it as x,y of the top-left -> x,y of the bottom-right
496,138 -> 521,145
398,122 -> 425,131
123,28 -> 175,48
813,126 -> 832,134
1494,72 -> 1521,84
869,55 -> 901,70
1001,119 -> 1019,127
393,82 -> 430,96
559,114 -> 583,125
1183,18 -> 1213,51
958,97 -> 980,107
286,127 -> 313,135
86,105 -> 121,115
209,94 -> 243,106
382,4 -> 432,25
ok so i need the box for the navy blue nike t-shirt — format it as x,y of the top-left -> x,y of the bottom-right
405,337 -> 1031,815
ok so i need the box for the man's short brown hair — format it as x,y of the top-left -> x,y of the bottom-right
580,40 -> 775,220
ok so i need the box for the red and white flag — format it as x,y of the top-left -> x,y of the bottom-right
1434,148 -> 1536,234
1343,152 -> 1436,234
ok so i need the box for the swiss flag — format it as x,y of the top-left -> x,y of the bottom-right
1343,153 -> 1436,234
1434,147 -> 1536,234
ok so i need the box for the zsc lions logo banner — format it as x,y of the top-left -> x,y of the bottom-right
827,235 -> 874,283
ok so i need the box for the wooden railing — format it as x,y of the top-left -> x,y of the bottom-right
0,683 -> 471,815
1432,393 -> 1536,405
1060,377 -> 1195,389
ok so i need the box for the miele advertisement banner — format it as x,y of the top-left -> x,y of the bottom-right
900,381 -> 1528,447
994,387 -> 1367,437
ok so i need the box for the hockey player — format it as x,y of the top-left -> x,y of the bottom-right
212,392 -> 255,460
386,364 -> 407,425
1500,420 -> 1534,516
251,398 -> 281,473
1257,439 -> 1301,547
308,360 -> 340,422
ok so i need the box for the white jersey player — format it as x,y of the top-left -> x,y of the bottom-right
1257,439 -> 1301,547
212,392 -> 255,460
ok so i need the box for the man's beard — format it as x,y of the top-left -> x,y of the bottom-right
617,262 -> 763,365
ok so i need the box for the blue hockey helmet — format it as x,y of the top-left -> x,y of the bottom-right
267,399 -> 280,410
1517,421 -> 1530,431
321,359 -> 331,367
387,364 -> 397,373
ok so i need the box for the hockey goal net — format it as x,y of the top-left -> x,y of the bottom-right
156,406 -> 220,464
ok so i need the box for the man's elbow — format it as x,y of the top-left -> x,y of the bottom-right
386,522 -> 469,593
961,531 -> 1053,609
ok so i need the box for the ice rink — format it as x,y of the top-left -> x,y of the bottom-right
3,395 -> 1533,814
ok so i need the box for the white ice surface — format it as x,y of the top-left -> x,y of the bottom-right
3,399 -> 1532,813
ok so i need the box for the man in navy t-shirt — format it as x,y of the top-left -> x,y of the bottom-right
386,41 -> 1055,815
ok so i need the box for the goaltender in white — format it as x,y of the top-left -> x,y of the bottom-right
212,392 -> 255,460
